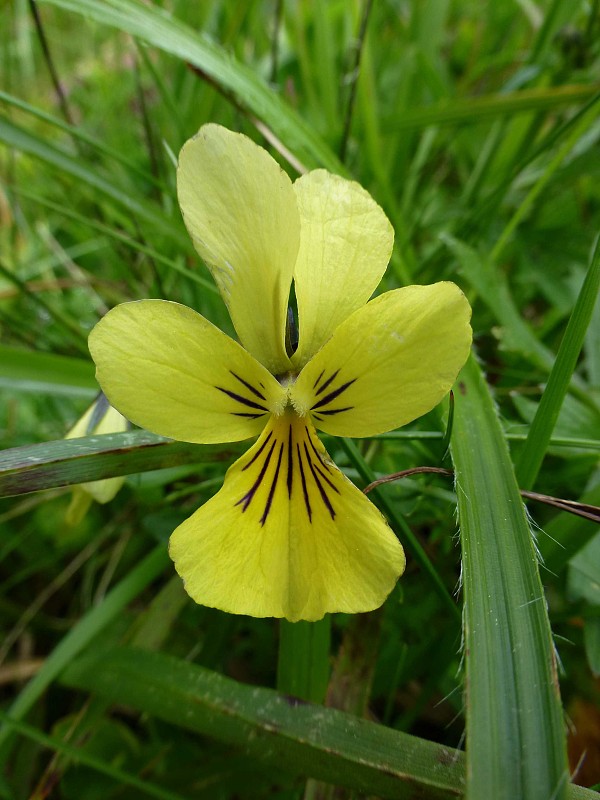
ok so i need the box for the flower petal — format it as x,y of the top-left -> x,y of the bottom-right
290,283 -> 472,437
89,300 -> 287,444
65,395 -> 128,505
65,394 -> 128,441
292,170 -> 394,368
177,124 -> 299,374
169,412 -> 405,621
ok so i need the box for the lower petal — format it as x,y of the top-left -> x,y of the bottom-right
169,412 -> 405,622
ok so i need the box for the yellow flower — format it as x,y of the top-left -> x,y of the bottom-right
65,393 -> 128,525
88,124 -> 472,621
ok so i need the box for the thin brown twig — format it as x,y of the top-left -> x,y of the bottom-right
363,466 -> 600,524
0,659 -> 44,686
363,467 -> 453,494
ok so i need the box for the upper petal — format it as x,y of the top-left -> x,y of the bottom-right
290,283 -> 472,437
169,412 -> 405,621
177,124 -> 299,374
292,170 -> 394,368
89,300 -> 287,444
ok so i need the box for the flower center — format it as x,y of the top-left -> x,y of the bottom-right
233,411 -> 340,527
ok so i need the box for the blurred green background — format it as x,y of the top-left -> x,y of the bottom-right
0,1 -> 599,797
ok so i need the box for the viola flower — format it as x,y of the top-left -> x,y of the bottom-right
64,393 -> 128,525
88,124 -> 472,622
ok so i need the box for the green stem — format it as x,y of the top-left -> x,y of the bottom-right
277,618 -> 331,703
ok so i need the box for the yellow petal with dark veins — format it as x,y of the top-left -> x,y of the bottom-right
291,283 -> 472,437
89,300 -> 287,444
169,411 -> 405,621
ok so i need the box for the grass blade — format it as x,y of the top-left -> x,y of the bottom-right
0,88 -> 164,188
7,186 -> 219,294
451,355 -> 569,800
0,431 -> 241,497
0,546 -> 169,762
63,644 -> 464,799
0,115 -> 186,244
0,345 -> 96,397
60,645 -> 598,800
0,713 -> 188,800
516,237 -> 600,490
37,0 -> 342,173
389,84 -> 599,131
442,234 -> 558,371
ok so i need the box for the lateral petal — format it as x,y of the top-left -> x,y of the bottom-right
177,124 -> 299,374
292,170 -> 394,368
89,300 -> 287,444
169,412 -> 405,621
290,283 -> 472,437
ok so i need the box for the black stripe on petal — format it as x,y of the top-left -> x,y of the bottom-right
216,386 -> 268,412
236,438 -> 276,511
311,379 -> 356,411
261,442 -> 284,525
296,443 -> 312,522
242,431 -> 273,472
307,429 -> 331,471
230,371 -> 266,401
312,369 -> 325,390
286,424 -> 293,498
304,442 -> 336,520
317,406 -> 354,416
312,461 -> 340,495
314,369 -> 340,396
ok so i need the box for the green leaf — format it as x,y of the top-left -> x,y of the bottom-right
0,430 -> 241,498
8,186 -> 219,294
568,532 -> 600,606
451,354 -> 569,800
441,234 -> 556,370
541,484 -> 600,574
0,89 -> 164,189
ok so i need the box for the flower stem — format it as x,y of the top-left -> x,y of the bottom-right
277,618 -> 331,703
